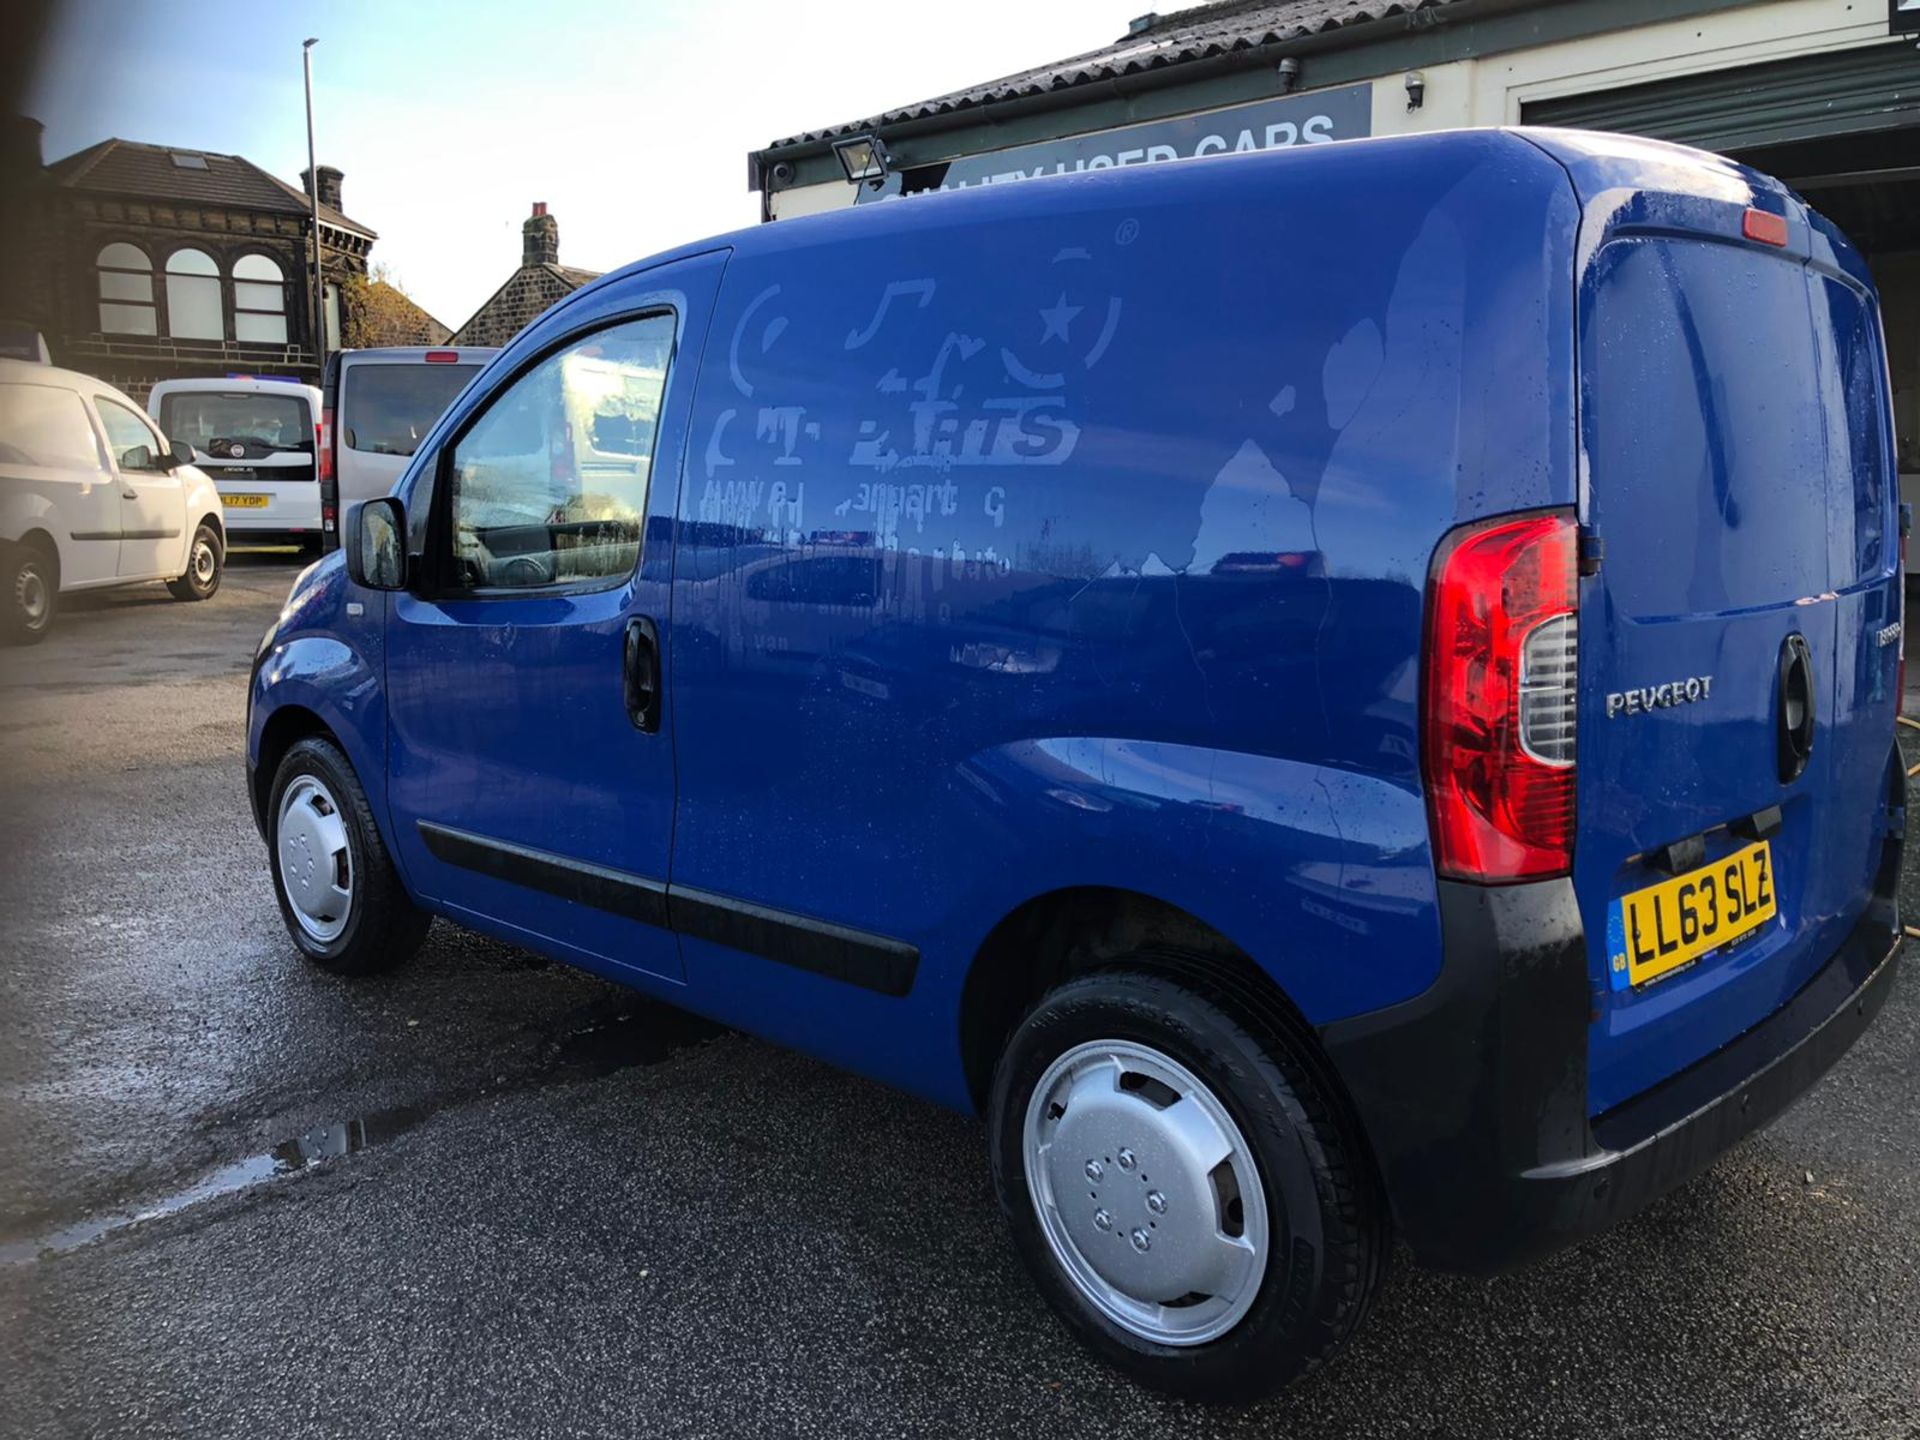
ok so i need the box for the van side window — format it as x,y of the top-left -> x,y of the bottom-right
445,314 -> 674,590
96,397 -> 166,470
0,383 -> 102,470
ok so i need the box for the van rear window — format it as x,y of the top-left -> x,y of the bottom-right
341,363 -> 479,456
1584,238 -> 1830,617
158,392 -> 312,452
1814,275 -> 1890,586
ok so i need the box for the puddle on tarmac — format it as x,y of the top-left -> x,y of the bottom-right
0,999 -> 725,1266
0,1108 -> 428,1266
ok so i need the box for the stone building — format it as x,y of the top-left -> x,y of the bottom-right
451,203 -> 601,347
0,118 -> 375,398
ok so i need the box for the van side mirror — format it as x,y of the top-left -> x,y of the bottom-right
167,438 -> 193,469
347,497 -> 407,591
119,443 -> 155,472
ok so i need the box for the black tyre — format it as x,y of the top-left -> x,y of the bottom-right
2,539 -> 57,645
989,967 -> 1387,1402
165,520 -> 222,601
267,736 -> 429,975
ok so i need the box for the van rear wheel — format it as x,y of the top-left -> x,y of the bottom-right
988,968 -> 1386,1401
267,736 -> 429,975
2,540 -> 57,645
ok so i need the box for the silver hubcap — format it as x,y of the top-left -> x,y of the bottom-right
276,776 -> 352,943
191,538 -> 216,585
1023,1040 -> 1269,1346
15,563 -> 48,626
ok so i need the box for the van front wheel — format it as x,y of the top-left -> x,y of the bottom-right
166,522 -> 222,601
988,969 -> 1386,1401
267,736 -> 429,975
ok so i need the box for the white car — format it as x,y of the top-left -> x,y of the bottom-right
148,376 -> 325,554
0,358 -> 226,644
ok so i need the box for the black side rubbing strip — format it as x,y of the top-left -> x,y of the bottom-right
667,884 -> 920,998
415,822 -> 919,997
417,821 -> 667,927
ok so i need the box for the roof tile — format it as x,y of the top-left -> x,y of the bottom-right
763,0 -> 1458,151
47,138 -> 376,238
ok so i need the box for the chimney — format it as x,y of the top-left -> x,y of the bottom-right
0,115 -> 44,178
523,201 -> 559,266
301,164 -> 344,211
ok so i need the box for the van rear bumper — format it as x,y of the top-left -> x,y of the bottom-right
1320,841 -> 1902,1274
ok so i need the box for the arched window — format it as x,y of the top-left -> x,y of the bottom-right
96,243 -> 156,335
164,248 -> 223,340
233,253 -> 288,345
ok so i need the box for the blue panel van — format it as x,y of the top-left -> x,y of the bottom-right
247,128 -> 1904,1400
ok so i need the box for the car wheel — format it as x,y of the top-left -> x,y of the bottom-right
989,967 -> 1387,1402
2,539 -> 57,645
268,735 -> 429,975
165,521 -> 222,601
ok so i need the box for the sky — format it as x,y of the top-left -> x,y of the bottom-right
26,0 -> 1122,330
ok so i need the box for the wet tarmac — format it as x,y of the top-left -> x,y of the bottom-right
0,551 -> 1916,1438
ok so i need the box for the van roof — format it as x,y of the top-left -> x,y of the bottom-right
0,356 -> 135,396
148,375 -> 323,402
570,126 -> 1819,307
334,346 -> 499,364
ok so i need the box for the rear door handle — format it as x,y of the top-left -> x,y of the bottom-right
624,617 -> 661,733
1777,632 -> 1814,783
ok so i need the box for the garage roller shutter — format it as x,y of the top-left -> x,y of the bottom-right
1523,43 -> 1920,152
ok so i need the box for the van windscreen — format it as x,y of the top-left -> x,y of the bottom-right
341,363 -> 480,456
159,392 -> 312,452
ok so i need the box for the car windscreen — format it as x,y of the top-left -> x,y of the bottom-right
341,363 -> 480,456
159,391 -> 313,452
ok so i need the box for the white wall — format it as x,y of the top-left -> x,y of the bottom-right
1374,0 -> 1892,134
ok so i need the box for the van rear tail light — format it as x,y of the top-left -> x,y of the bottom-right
318,409 -> 337,541
1423,511 -> 1577,882
425,350 -> 459,364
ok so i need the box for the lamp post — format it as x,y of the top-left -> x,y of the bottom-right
302,37 -> 325,378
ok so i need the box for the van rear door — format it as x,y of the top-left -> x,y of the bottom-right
336,356 -> 482,507
1560,149 -> 1900,1115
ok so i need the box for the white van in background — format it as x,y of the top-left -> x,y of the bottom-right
321,348 -> 496,542
1,358 -> 225,643
148,376 -> 324,554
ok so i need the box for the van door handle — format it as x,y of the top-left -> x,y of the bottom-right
624,617 -> 661,733
1777,632 -> 1814,783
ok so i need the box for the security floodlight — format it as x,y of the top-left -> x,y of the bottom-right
832,134 -> 892,185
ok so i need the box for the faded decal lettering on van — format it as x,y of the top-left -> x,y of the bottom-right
700,242 -> 1128,548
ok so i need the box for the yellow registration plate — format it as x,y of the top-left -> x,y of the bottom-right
222,494 -> 269,509
1607,840 -> 1777,991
